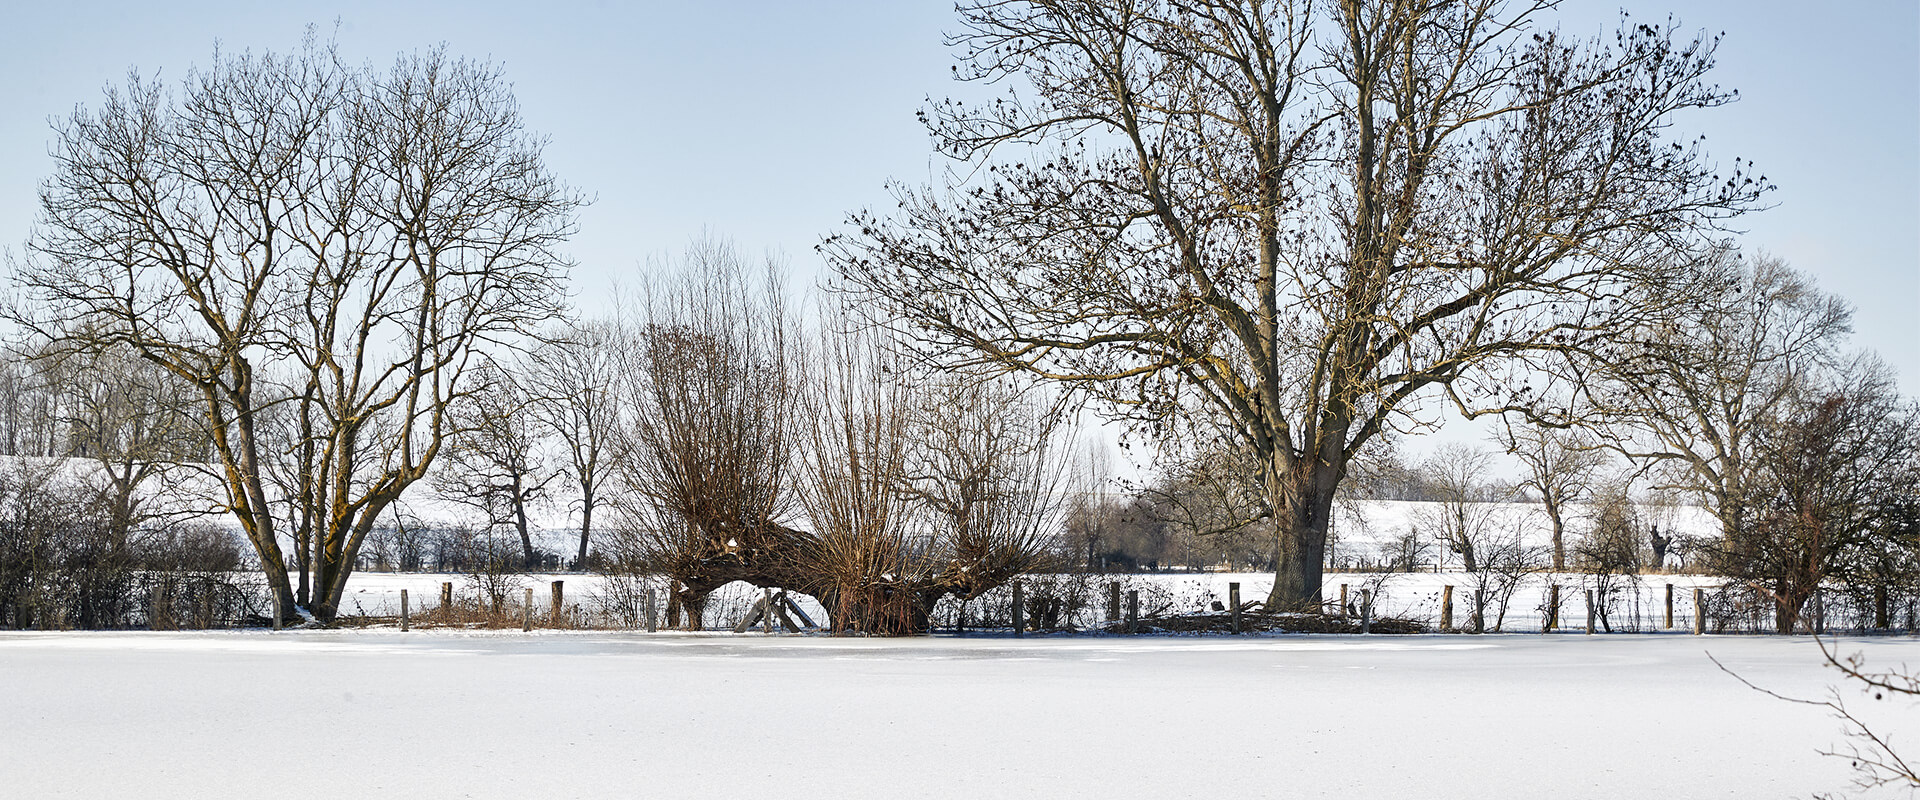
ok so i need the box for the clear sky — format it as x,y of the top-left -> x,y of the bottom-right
2,1 -> 1914,393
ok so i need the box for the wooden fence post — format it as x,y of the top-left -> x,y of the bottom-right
1585,589 -> 1595,635
1107,581 -> 1121,622
1126,589 -> 1140,634
1012,579 -> 1024,637
1339,584 -> 1349,618
1664,583 -> 1674,630
271,590 -> 282,631
1472,589 -> 1485,633
645,584 -> 659,632
1544,584 -> 1560,632
1692,587 -> 1706,635
1360,589 -> 1372,634
551,581 -> 565,628
762,587 -> 775,634
522,587 -> 533,632
1812,589 -> 1825,634
1440,585 -> 1453,633
441,581 -> 454,622
1229,582 -> 1243,634
400,589 -> 410,632
150,583 -> 166,631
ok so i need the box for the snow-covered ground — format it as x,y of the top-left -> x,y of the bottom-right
2,629 -> 1914,798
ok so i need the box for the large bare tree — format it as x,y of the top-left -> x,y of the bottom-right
12,36 -> 579,620
1580,248 -> 1851,548
827,0 -> 1762,608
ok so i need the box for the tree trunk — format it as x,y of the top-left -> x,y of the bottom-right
1544,497 -> 1566,572
513,475 -> 536,570
681,592 -> 707,631
1267,473 -> 1335,611
1775,579 -> 1806,634
575,492 -> 593,569
819,586 -> 938,635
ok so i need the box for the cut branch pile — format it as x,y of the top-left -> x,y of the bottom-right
1111,610 -> 1424,635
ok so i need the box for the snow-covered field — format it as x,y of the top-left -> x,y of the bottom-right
3,629 -> 1915,799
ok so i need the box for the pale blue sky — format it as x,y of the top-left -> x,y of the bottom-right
2,1 -> 1914,392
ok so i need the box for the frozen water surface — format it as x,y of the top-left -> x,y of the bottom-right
2,630 -> 1915,798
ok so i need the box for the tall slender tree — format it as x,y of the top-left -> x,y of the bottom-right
1498,421 -> 1606,571
525,320 -> 622,568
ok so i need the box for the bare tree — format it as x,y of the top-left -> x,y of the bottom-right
12,35 -> 579,620
1577,479 -> 1645,631
827,0 -> 1764,609
0,347 -> 62,457
1414,444 -> 1504,573
609,240 -> 808,627
525,319 -> 622,568
1139,440 -> 1278,572
794,307 -> 1073,634
430,363 -> 557,570
1584,249 -> 1851,546
12,340 -> 210,551
904,374 -> 1073,602
1716,354 -> 1919,633
792,312 -> 926,633
1499,422 -> 1607,571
